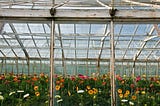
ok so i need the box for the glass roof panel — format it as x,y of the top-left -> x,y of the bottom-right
58,24 -> 74,34
13,23 -> 29,33
0,20 -> 160,64
91,24 -> 107,34
3,23 -> 13,33
121,24 -> 136,35
2,49 -> 15,57
28,24 -> 45,33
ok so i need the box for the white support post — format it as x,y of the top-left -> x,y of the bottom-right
110,20 -> 116,106
50,19 -> 55,106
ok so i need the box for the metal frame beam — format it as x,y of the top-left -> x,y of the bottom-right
9,23 -> 29,58
1,34 -> 18,57
0,57 -> 159,62
1,8 -> 160,22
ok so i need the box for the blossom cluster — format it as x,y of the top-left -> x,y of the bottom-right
116,75 -> 160,106
54,73 -> 111,106
0,72 -> 49,106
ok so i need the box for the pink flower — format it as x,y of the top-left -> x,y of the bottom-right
78,74 -> 88,79
116,75 -> 123,81
71,76 -> 75,81
150,84 -> 154,88
54,75 -> 58,78
136,76 -> 141,82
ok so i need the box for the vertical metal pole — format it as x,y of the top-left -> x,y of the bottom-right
110,20 -> 116,106
110,0 -> 116,105
50,20 -> 55,106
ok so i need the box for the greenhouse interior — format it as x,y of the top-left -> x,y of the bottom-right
0,0 -> 160,106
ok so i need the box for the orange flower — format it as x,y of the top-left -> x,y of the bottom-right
32,76 -> 38,81
135,90 -> 140,94
88,90 -> 94,95
34,86 -> 38,91
13,77 -> 18,82
35,92 -> 40,96
55,85 -> 60,91
40,72 -> 45,77
46,79 -> 49,83
119,94 -> 123,98
118,89 -> 122,94
125,90 -> 130,95
93,88 -> 98,94
93,77 -> 97,81
60,78 -> 64,83
121,80 -> 125,84
56,80 -> 60,84
132,95 -> 136,100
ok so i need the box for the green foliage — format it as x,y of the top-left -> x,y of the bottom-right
116,75 -> 160,106
55,73 -> 111,106
0,73 -> 49,106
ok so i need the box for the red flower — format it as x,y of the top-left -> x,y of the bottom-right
136,76 -> 141,82
150,77 -> 154,81
102,82 -> 106,85
130,84 -> 135,88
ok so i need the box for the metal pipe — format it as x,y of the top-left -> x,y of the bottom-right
50,19 -> 55,106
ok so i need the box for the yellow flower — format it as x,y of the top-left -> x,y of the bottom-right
119,94 -> 123,98
125,90 -> 130,95
55,85 -> 60,91
34,86 -> 38,91
88,90 -> 94,95
35,92 -> 40,96
76,86 -> 78,91
141,91 -> 146,95
93,88 -> 98,94
132,95 -> 136,100
124,93 -> 128,98
118,89 -> 122,94
86,86 -> 91,90
142,74 -> 146,78
68,91 -> 71,96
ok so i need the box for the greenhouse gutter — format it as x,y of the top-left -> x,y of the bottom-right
0,8 -> 160,22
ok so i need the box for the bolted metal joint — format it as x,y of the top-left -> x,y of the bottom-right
109,9 -> 117,17
50,7 -> 56,16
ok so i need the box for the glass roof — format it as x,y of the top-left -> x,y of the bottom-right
0,0 -> 160,66
0,22 -> 160,64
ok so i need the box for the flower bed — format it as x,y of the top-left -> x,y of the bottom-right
116,75 -> 160,106
0,73 -> 49,106
0,72 -> 160,106
55,74 -> 111,106
55,74 -> 160,106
